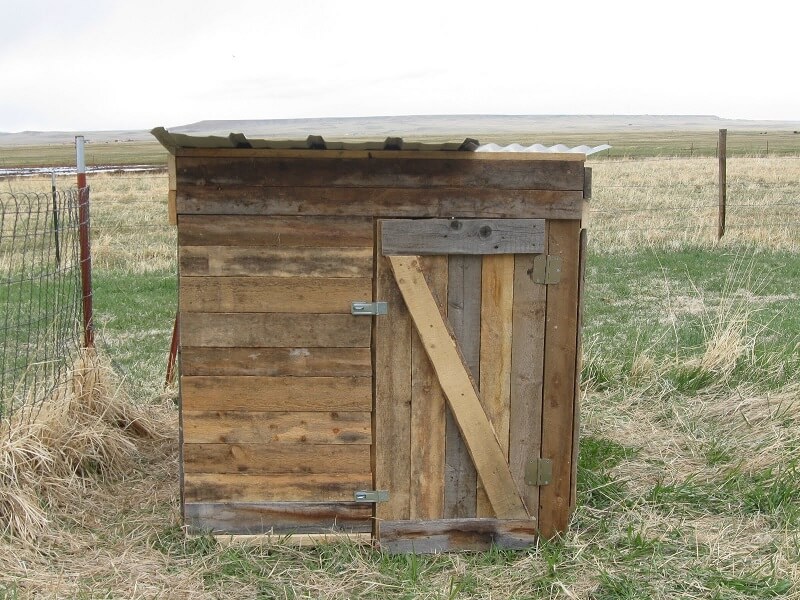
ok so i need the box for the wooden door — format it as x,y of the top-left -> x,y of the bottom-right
374,218 -> 582,552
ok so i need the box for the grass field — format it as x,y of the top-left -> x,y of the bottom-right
0,148 -> 799,598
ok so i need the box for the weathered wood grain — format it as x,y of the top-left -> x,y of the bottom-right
177,156 -> 585,190
180,347 -> 371,377
539,220 -> 581,538
184,472 -> 372,503
182,443 -> 370,474
477,254 -> 515,517
508,251 -> 548,522
184,502 -> 373,535
180,376 -> 371,412
444,255 -> 481,519
388,255 -> 528,520
177,187 -> 585,220
182,411 -> 371,445
167,155 -> 177,225
179,277 -> 371,314
178,215 -> 373,247
374,226 -> 413,524
583,167 -> 592,200
179,246 -> 373,278
381,219 -> 545,256
213,532 -> 372,546
180,313 -> 371,348
410,256 -> 448,520
378,518 -> 537,553
570,228 -> 587,513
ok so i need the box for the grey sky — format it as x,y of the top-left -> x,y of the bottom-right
1,0 -> 798,131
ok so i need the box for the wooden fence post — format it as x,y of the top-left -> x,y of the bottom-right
718,129 -> 727,240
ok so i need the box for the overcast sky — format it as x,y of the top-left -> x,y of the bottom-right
1,0 -> 798,132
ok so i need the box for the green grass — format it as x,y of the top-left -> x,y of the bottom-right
93,271 -> 177,401
583,248 -> 800,393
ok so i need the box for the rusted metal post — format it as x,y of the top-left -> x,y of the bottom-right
718,129 -> 727,240
76,136 -> 94,347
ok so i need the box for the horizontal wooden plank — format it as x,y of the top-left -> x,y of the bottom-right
185,502 -> 373,534
177,187 -> 585,220
179,246 -> 373,278
183,411 -> 371,444
179,277 -> 371,313
184,473 -> 372,503
183,444 -> 371,474
178,215 -> 374,247
180,347 -> 371,377
177,156 -> 585,190
378,519 -> 537,553
176,148 -> 585,162
180,313 -> 371,348
381,219 -> 544,255
212,532 -> 372,546
181,376 -> 371,411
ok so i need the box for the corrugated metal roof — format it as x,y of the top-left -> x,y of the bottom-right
476,143 -> 611,155
151,127 -> 478,153
151,127 -> 610,155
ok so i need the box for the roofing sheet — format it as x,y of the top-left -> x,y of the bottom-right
476,143 -> 611,155
151,127 -> 609,155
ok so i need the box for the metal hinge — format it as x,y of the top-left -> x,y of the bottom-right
354,490 -> 389,503
531,255 -> 562,284
525,458 -> 553,486
351,301 -> 388,316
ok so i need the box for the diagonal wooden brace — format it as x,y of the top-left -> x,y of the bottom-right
388,255 -> 530,520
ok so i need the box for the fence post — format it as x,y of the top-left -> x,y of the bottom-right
718,129 -> 727,240
51,172 -> 61,266
76,136 -> 94,348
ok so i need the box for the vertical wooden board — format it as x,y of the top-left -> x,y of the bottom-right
570,228 -> 587,513
539,220 -> 581,538
374,225 -> 412,525
168,155 -> 177,225
444,255 -> 480,518
410,256 -> 448,520
387,256 -> 528,520
509,247 -> 548,523
477,254 -> 515,517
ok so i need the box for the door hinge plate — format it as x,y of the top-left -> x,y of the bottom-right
354,490 -> 389,503
351,301 -> 388,316
532,255 -> 562,284
525,458 -> 553,486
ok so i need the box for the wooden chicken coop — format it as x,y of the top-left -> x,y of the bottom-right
153,127 -> 589,552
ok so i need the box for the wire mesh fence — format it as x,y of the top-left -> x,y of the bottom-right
0,187 -> 82,422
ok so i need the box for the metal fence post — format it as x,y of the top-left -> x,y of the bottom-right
718,129 -> 727,240
76,136 -> 94,348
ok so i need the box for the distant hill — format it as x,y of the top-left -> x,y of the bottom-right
2,115 -> 799,146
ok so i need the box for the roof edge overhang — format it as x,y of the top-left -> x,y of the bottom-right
151,127 -> 480,153
151,127 -> 609,158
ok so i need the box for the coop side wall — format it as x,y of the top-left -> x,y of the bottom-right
172,149 -> 587,541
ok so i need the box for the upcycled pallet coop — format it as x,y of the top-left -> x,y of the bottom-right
154,127 -> 590,552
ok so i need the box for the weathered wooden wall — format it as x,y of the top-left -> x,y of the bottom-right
173,149 -> 587,547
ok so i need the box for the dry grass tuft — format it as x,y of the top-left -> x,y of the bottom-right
0,348 -> 171,542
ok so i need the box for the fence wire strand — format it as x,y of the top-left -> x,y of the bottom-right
0,189 -> 82,422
